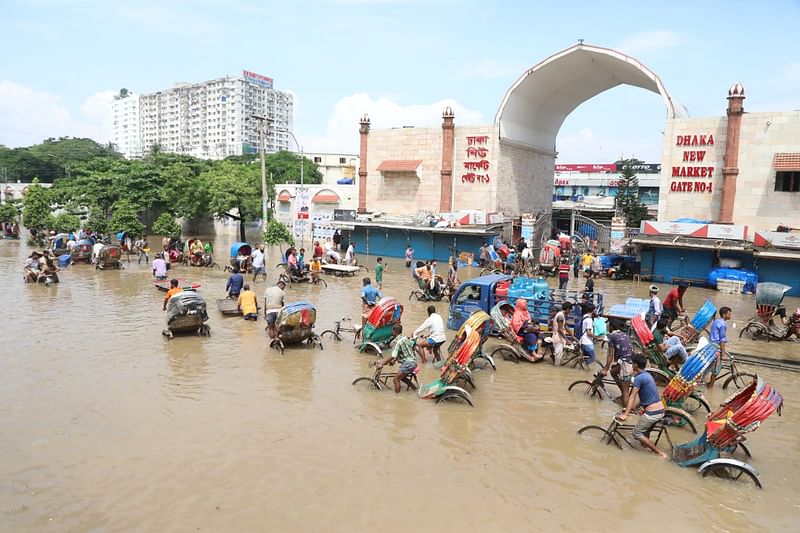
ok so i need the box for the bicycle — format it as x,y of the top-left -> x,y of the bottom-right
577,408 -> 697,455
714,353 -> 757,390
568,371 -> 626,403
320,317 -> 362,343
352,360 -> 419,391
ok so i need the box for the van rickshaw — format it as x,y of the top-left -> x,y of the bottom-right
182,238 -> 217,268
488,301 -> 544,364
277,261 -> 328,287
451,309 -> 496,371
357,297 -> 403,356
95,244 -> 123,270
50,233 -> 70,256
71,238 -> 94,263
418,326 -> 481,406
225,242 -> 252,272
739,282 -> 800,342
269,301 -> 323,354
162,291 -> 210,339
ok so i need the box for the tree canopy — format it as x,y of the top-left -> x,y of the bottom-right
22,179 -> 54,231
0,202 -> 19,224
109,199 -> 145,236
0,138 -> 120,183
266,150 -> 322,185
151,212 -> 182,239
615,159 -> 651,228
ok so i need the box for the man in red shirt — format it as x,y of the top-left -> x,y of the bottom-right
663,282 -> 688,322
558,258 -> 570,289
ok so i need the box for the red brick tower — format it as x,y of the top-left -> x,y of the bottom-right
357,114 -> 370,214
440,106 -> 455,212
720,83 -> 745,223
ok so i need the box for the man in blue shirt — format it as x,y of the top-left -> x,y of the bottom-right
707,306 -> 732,389
618,355 -> 668,459
360,277 -> 382,327
226,267 -> 245,298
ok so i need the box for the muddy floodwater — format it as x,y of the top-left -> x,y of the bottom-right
1,236 -> 799,532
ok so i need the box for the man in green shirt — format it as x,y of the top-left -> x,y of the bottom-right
375,257 -> 386,289
376,324 -> 418,393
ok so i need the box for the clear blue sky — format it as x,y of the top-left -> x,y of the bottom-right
1,0 -> 798,162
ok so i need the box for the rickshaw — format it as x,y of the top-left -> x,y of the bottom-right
409,274 -> 449,302
162,291 -> 210,339
50,233 -> 70,256
95,244 -> 123,270
487,301 -> 542,363
451,309 -> 496,371
225,242 -> 252,272
269,301 -> 323,354
630,316 -> 711,415
72,238 -> 94,263
534,240 -> 560,277
418,326 -> 480,406
739,282 -> 800,341
357,297 -> 403,356
671,375 -> 783,488
183,238 -> 217,268
670,299 -> 716,347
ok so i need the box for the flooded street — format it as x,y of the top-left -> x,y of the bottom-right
2,236 -> 799,532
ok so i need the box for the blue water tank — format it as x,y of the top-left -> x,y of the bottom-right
533,277 -> 548,300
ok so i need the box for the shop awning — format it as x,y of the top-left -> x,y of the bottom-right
312,192 -> 341,204
773,153 -> 800,170
753,248 -> 800,261
632,235 -> 749,251
277,192 -> 291,202
376,160 -> 422,174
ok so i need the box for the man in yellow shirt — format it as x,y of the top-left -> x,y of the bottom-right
163,279 -> 183,310
309,257 -> 322,283
581,252 -> 593,273
237,284 -> 259,320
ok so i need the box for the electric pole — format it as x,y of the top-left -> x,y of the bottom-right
252,114 -> 273,224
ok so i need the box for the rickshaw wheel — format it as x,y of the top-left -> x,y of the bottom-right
661,407 -> 697,434
490,345 -> 519,363
320,330 -> 342,341
568,380 -> 603,399
314,278 -> 327,288
470,355 -> 496,371
456,372 -> 476,390
577,425 -> 622,449
682,392 -> 711,414
352,377 -> 382,390
311,334 -> 323,350
435,389 -> 473,406
409,290 -> 425,301
722,372 -> 757,391
699,461 -> 762,489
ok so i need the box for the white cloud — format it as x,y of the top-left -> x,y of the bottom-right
556,127 -> 662,163
300,93 -> 485,153
615,30 -> 682,55
0,81 -> 114,146
452,59 -> 522,81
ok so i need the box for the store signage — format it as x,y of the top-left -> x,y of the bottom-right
462,136 -> 490,184
753,231 -> 800,250
555,163 -> 616,172
614,163 -> 661,173
641,221 -> 747,240
242,70 -> 274,89
669,134 -> 716,193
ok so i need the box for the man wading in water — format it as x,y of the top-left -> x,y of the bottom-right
617,355 -> 668,459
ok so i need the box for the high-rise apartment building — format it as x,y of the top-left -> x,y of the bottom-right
111,70 -> 293,159
111,93 -> 142,159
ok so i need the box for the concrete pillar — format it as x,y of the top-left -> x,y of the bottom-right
357,114 -> 370,214
720,83 -> 745,223
440,106 -> 455,212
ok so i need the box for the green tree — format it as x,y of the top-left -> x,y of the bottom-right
109,199 -> 145,236
22,178 -> 54,231
263,219 -> 294,249
51,212 -> 82,234
0,202 -> 19,224
266,150 -> 323,185
205,161 -> 262,242
152,212 -> 182,239
615,159 -> 651,228
159,162 -> 210,222
85,206 -> 109,235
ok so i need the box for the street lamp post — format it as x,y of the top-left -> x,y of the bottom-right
251,114 -> 274,225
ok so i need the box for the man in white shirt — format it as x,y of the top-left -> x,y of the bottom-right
264,280 -> 286,339
344,241 -> 356,266
413,305 -> 447,363
251,245 -> 266,282
580,303 -> 598,366
92,240 -> 104,263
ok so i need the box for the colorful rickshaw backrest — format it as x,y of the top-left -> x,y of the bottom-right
230,242 -> 252,258
278,301 -> 317,328
705,375 -> 783,449
367,297 -> 403,328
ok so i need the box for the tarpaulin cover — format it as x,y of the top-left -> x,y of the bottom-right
167,292 -> 209,322
755,282 -> 791,307
277,301 -> 317,327
707,267 -> 758,293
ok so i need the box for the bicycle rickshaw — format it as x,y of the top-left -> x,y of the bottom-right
418,326 -> 481,406
278,262 -> 328,288
450,309 -> 495,371
669,299 -> 716,348
739,282 -> 800,342
488,301 -> 550,364
183,238 -> 217,268
162,291 -> 211,339
357,297 -> 403,356
320,317 -> 361,343
50,233 -> 70,256
577,376 -> 784,489
72,238 -> 94,263
269,301 -> 323,354
409,274 -> 449,302
95,244 -> 123,270
225,242 -> 252,272
352,358 -> 420,392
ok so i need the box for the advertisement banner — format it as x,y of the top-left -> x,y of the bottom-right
753,231 -> 800,249
554,163 -> 616,173
242,69 -> 274,89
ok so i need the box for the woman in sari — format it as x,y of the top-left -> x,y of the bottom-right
511,299 -> 543,360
